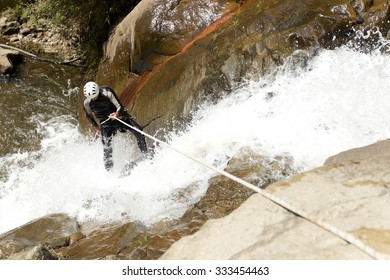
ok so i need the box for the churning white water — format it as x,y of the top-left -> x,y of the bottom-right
1,46 -> 390,234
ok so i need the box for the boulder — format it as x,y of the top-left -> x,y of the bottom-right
6,244 -> 58,260
161,140 -> 390,259
0,47 -> 21,74
56,221 -> 147,260
0,213 -> 79,259
0,17 -> 19,35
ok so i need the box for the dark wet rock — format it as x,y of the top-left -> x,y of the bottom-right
181,148 -> 294,222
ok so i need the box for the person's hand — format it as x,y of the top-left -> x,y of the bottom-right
109,112 -> 119,119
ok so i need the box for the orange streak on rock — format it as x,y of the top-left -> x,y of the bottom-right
121,5 -> 241,108
121,72 -> 153,109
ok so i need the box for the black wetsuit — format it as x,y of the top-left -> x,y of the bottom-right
83,86 -> 147,170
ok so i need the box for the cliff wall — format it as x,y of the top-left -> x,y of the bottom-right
94,0 -> 389,136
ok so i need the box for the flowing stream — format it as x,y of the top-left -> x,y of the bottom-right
1,42 -> 390,235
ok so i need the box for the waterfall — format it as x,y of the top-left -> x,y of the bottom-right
1,45 -> 390,235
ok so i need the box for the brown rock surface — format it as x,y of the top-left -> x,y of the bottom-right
94,0 -> 364,136
81,1 -> 390,136
0,213 -> 78,259
161,140 -> 390,259
0,47 -> 21,74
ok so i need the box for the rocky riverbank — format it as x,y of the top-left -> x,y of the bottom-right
0,11 -> 81,74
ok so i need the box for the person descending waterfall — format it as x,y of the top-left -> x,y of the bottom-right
83,81 -> 148,171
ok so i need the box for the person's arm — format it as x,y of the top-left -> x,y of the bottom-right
103,88 -> 127,118
83,98 -> 99,129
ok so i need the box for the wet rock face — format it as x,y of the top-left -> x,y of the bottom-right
92,0 -> 390,139
144,0 -> 331,130
181,149 -> 294,222
130,0 -> 240,72
352,0 -> 390,29
147,0 -> 237,48
96,0 -> 240,92
94,0 -> 379,137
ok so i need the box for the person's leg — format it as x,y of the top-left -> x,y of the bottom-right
122,118 -> 148,154
101,126 -> 116,170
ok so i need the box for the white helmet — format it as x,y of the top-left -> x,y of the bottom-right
83,82 -> 99,99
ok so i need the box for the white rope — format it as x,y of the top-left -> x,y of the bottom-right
100,118 -> 111,126
113,116 -> 388,260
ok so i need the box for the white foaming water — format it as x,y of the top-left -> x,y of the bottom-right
1,46 -> 390,234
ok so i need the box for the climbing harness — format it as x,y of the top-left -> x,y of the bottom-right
112,116 -> 387,260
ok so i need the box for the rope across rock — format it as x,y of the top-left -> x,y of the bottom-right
112,116 -> 387,260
